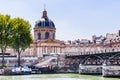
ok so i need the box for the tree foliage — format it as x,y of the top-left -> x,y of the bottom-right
0,14 -> 14,67
11,18 -> 33,66
0,14 -> 33,67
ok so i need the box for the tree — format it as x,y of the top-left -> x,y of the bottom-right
11,18 -> 33,66
0,14 -> 13,67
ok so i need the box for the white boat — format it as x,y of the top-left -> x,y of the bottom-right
11,66 -> 31,75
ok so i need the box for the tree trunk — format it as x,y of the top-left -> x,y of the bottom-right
2,51 -> 5,68
2,47 -> 7,68
18,52 -> 21,67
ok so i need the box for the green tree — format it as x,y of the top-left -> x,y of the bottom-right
0,14 -> 13,67
11,18 -> 33,67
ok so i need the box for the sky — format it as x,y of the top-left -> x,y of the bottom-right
0,0 -> 120,41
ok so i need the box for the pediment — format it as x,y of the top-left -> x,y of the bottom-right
44,38 -> 62,44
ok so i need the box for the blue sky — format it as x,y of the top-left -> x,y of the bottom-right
0,0 -> 120,41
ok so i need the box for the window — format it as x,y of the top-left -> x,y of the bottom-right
38,33 -> 41,40
45,32 -> 49,39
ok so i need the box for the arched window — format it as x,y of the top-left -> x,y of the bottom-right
38,33 -> 41,40
45,32 -> 49,39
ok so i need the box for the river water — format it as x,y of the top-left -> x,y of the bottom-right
0,74 -> 119,80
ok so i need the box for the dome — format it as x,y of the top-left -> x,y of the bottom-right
35,18 -> 55,28
35,10 -> 55,28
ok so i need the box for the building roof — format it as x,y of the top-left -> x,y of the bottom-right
35,9 -> 55,28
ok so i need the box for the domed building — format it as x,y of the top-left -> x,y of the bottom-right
29,9 -> 65,57
34,9 -> 56,41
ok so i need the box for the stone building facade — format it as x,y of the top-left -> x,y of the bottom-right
26,9 -> 65,57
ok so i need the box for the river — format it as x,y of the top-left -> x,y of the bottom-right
0,74 -> 119,80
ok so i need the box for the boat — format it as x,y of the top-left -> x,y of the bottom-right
11,66 -> 31,75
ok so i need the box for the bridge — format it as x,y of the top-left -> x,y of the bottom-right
65,51 -> 120,76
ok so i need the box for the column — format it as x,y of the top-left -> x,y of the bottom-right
60,47 -> 61,53
53,47 -> 55,53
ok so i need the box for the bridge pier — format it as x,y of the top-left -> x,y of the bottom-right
102,64 -> 120,77
79,64 -> 102,74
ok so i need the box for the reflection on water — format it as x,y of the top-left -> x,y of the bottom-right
0,74 -> 119,80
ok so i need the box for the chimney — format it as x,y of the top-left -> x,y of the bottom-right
118,30 -> 120,36
92,35 -> 96,44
